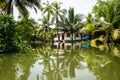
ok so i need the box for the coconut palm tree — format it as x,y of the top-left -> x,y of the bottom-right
50,1 -> 67,41
64,7 -> 84,41
0,0 -> 42,18
38,16 -> 52,42
92,0 -> 120,41
42,1 -> 55,23
41,1 -> 67,41
41,1 -> 66,41
40,1 -> 55,42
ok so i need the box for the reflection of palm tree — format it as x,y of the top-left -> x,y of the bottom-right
36,44 -> 69,80
36,45 -> 57,80
32,44 -> 83,80
54,43 -> 84,78
86,50 -> 120,80
38,45 -> 63,80
69,52 -> 82,77
0,50 -> 39,80
60,47 -> 83,78
79,47 -> 114,79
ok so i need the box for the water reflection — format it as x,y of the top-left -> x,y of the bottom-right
27,43 -> 95,80
0,53 -> 38,80
0,43 -> 120,80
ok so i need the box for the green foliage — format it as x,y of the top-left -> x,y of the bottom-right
113,29 -> 120,40
41,1 -> 67,41
92,0 -> 120,30
80,13 -> 95,35
0,15 -> 40,53
0,0 -> 42,18
86,14 -> 95,32
17,18 -> 39,42
68,7 -> 74,23
62,7 -> 84,41
91,0 -> 120,42
0,14 -> 18,53
86,23 -> 95,32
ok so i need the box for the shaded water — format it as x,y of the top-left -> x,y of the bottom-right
0,43 -> 120,80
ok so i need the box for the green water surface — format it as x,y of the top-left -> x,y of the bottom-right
0,43 -> 120,80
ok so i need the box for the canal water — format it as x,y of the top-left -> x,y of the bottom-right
0,43 -> 120,80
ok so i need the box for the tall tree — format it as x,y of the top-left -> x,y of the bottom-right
92,0 -> 120,36
38,16 -> 51,42
64,7 -> 84,41
40,1 -> 57,42
0,0 -> 42,18
42,1 -> 55,24
51,1 -> 67,41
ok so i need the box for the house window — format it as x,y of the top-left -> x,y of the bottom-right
67,33 -> 70,37
62,34 -> 64,40
75,34 -> 79,37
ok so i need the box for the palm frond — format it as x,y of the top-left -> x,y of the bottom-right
68,7 -> 74,23
26,0 -> 42,10
0,0 -> 6,8
16,0 -> 29,18
112,15 -> 120,25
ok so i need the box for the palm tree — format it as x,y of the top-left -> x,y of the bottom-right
41,1 -> 66,41
38,16 -> 52,42
40,1 -> 55,42
50,1 -> 67,41
92,0 -> 120,41
42,1 -> 55,23
0,0 -> 42,18
64,7 -> 84,41
61,48 -> 83,78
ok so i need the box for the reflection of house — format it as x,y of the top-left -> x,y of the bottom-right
54,30 -> 82,41
54,42 -> 82,50
53,42 -> 89,54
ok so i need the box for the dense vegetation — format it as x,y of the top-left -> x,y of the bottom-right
0,15 -> 18,53
0,0 -> 120,53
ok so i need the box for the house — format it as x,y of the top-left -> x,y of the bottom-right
53,29 -> 82,42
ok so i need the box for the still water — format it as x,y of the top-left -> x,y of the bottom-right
0,43 -> 120,80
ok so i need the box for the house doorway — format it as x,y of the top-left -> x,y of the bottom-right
62,33 -> 64,40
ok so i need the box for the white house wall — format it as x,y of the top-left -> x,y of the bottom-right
54,32 -> 82,41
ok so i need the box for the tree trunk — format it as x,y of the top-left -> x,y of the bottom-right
45,26 -> 47,42
7,0 -> 13,15
71,30 -> 74,42
56,16 -> 60,41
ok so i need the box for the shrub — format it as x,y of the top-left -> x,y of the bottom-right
0,14 -> 18,53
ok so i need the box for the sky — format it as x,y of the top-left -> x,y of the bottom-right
14,0 -> 97,20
